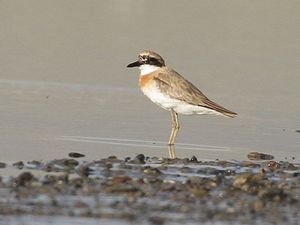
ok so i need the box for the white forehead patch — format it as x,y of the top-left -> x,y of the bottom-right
139,64 -> 160,75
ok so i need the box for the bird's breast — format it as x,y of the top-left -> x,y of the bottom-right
139,73 -> 155,89
140,75 -> 179,111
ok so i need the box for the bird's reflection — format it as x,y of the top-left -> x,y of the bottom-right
168,145 -> 176,159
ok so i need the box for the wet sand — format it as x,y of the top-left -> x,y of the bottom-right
0,0 -> 299,163
0,154 -> 299,225
0,0 -> 300,224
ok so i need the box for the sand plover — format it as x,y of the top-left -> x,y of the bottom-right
127,50 -> 237,158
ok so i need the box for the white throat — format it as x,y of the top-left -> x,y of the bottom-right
139,64 -> 160,76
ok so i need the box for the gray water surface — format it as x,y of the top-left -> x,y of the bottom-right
0,0 -> 299,163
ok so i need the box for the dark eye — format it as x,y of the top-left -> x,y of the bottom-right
149,57 -> 156,63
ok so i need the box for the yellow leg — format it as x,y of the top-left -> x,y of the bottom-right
168,145 -> 176,159
168,109 -> 180,146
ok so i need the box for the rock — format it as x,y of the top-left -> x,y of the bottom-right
0,162 -> 6,168
124,157 -> 131,162
68,152 -> 85,158
247,152 -> 274,160
62,159 -> 79,167
26,160 -> 43,169
233,173 -> 265,193
217,160 -> 239,167
131,154 -> 145,164
240,161 -> 260,168
77,165 -> 90,177
267,161 -> 281,171
44,158 -> 79,172
190,155 -> 198,163
280,161 -> 298,170
15,172 -> 35,186
143,167 -> 162,175
107,155 -> 121,163
13,161 -> 24,169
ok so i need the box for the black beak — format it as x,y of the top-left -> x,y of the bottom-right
127,60 -> 141,68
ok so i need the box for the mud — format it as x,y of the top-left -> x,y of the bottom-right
0,153 -> 299,225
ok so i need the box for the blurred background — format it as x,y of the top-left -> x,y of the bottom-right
0,0 -> 299,161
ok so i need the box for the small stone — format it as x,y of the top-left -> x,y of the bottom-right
106,155 -> 121,163
43,158 -> 79,172
0,162 -> 6,168
77,165 -> 90,177
68,152 -> 85,158
124,157 -> 131,162
295,130 -> 300,133
132,154 -> 145,164
64,159 -> 79,166
108,155 -> 117,160
247,152 -> 274,160
268,161 -> 281,171
15,172 -> 35,186
190,155 -> 198,163
26,160 -> 43,169
281,161 -> 298,170
233,173 -> 265,193
13,161 -> 24,169
218,160 -> 239,167
143,166 -> 162,175
240,161 -> 260,168
181,158 -> 190,164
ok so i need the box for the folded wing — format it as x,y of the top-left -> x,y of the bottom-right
154,68 -> 237,118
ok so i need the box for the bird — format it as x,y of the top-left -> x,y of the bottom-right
127,50 -> 237,158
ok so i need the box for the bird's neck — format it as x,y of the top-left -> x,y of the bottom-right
139,64 -> 160,76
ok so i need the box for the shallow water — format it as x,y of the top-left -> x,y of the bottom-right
1,1 -> 300,162
0,2 -> 300,224
0,215 -> 265,225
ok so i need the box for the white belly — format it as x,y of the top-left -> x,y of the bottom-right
141,84 -> 222,116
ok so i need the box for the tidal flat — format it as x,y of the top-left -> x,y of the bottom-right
0,153 -> 299,225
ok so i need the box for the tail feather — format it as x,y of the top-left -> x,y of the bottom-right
202,99 -> 237,118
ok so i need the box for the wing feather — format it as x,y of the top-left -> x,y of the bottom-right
154,68 -> 237,117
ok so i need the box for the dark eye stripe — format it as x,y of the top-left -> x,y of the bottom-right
149,57 -> 163,66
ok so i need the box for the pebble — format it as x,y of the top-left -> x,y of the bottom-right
15,172 -> 35,186
143,166 -> 162,175
0,162 -> 6,168
0,153 -> 298,225
68,152 -> 85,158
240,161 -> 261,168
131,154 -> 145,164
267,161 -> 281,171
13,161 -> 24,169
247,152 -> 274,160
233,173 -> 265,193
190,155 -> 198,163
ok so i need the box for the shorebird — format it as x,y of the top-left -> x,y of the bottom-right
127,51 -> 237,158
